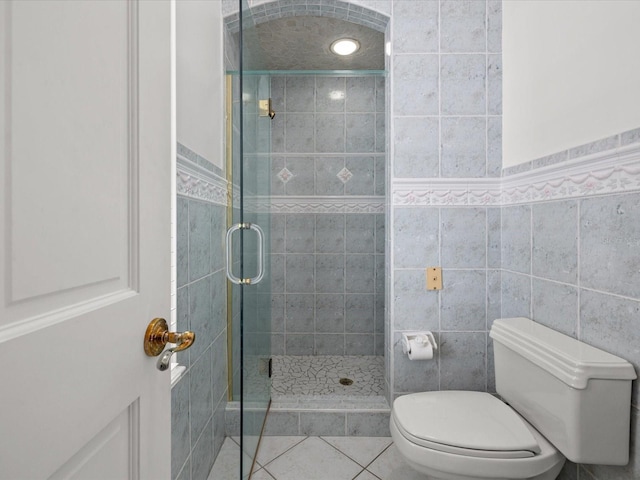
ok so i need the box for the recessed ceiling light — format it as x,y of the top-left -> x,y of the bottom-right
330,38 -> 360,56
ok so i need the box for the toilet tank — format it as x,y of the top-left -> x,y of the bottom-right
490,317 -> 636,465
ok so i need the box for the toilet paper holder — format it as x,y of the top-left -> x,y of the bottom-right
401,331 -> 437,355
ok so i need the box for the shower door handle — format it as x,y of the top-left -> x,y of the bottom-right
225,222 -> 266,285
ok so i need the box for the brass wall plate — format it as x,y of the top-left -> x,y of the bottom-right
426,267 -> 443,291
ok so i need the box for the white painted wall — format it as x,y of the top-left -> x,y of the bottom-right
177,0 -> 224,169
503,0 -> 640,167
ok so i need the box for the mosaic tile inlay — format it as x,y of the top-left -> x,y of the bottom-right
271,355 -> 384,397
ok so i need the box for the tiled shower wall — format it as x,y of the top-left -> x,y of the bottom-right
268,75 -> 386,356
171,148 -> 229,480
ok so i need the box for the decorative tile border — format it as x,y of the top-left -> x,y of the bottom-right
248,195 -> 384,213
176,157 -> 229,206
393,143 -> 640,207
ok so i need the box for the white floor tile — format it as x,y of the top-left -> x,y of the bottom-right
262,437 -> 364,480
256,436 -> 307,466
353,471 -> 381,480
208,438 -> 240,480
321,436 -> 393,467
250,467 -> 277,480
366,444 -> 428,480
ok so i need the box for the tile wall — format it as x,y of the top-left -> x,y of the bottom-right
268,74 -> 386,356
499,130 -> 640,480
388,0 -> 502,400
172,147 -> 229,480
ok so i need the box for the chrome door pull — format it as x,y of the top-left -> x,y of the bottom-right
225,222 -> 266,285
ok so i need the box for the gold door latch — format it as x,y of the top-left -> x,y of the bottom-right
144,318 -> 195,371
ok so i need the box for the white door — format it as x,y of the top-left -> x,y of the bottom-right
0,1 -> 173,479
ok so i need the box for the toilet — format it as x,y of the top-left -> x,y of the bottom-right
390,317 -> 637,480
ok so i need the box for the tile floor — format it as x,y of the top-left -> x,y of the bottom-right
208,435 -> 427,480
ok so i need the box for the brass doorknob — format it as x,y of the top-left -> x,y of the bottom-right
144,318 -> 195,371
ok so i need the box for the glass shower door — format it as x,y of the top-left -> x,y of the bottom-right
233,1 -> 273,478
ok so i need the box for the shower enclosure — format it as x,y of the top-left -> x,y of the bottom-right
227,2 -> 386,478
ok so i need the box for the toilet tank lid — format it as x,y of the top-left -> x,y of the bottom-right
490,317 -> 637,389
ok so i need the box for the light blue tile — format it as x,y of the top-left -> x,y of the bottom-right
532,279 -> 578,338
393,269 -> 439,331
440,0 -> 486,52
441,208 -> 486,268
440,332 -> 486,391
271,294 -> 285,333
581,193 -> 640,298
316,77 -> 346,113
212,401 -> 226,462
270,214 -> 286,254
211,270 -> 227,339
375,214 -> 385,254
171,374 -> 190,480
346,113 -> 376,153
441,270 -> 487,331
271,75 -> 285,112
621,127 -> 640,146
285,254 -> 315,293
316,293 -> 345,333
300,412 -> 346,436
191,418 -> 214,480
271,254 -> 285,293
271,112 -> 285,153
375,76 -> 385,112
189,200 -> 211,282
393,207 -> 440,268
501,205 -> 531,274
316,333 -> 345,355
285,214 -> 315,253
346,77 -> 376,112
569,135 -> 618,159
393,117 -> 439,177
286,157 -> 315,195
500,271 -> 531,319
315,254 -> 345,293
212,334 -> 228,410
441,55 -> 486,115
487,269 -> 501,328
375,113 -> 386,153
346,255 -> 375,293
263,411 -> 300,436
211,205 -> 226,272
393,332 -> 439,393
441,117 -> 487,177
374,157 -> 385,196
189,277 -> 213,363
392,55 -> 439,115
190,349 -> 213,446
345,156 -> 375,195
316,114 -> 345,153
487,0 -> 502,53
285,293 -> 315,333
346,412 -> 390,436
346,214 -> 376,253
315,156 -> 345,195
581,289 -> 640,406
316,214 -> 345,253
285,76 -> 315,112
177,197 -> 189,288
532,200 -> 578,284
285,114 -> 315,153
487,208 -> 501,268
345,294 -> 375,333
392,0 -> 438,53
345,333 -> 375,355
285,333 -> 315,356
487,54 -> 502,115
487,117 -> 502,177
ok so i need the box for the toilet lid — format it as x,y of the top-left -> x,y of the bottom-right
392,391 -> 541,457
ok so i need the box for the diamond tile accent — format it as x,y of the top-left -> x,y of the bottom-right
337,167 -> 353,184
277,167 -> 294,184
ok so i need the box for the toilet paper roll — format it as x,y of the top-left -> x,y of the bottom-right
407,339 -> 433,360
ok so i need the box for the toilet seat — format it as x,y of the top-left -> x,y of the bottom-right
390,391 -> 566,480
392,391 -> 540,458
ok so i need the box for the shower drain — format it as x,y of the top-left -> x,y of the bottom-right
339,377 -> 354,386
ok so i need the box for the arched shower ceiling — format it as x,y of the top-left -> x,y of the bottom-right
223,0 -> 389,34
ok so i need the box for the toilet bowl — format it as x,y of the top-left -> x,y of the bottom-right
390,391 -> 565,480
389,318 -> 637,480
